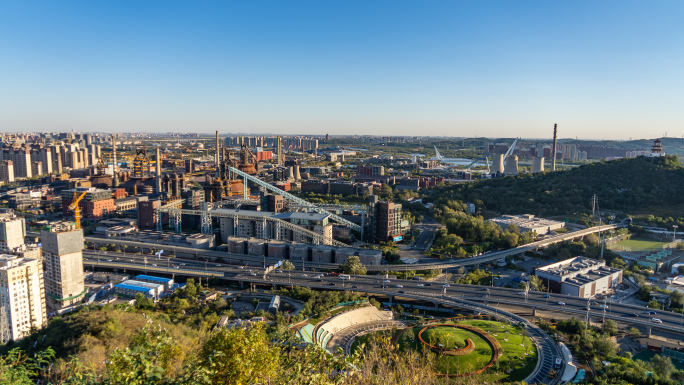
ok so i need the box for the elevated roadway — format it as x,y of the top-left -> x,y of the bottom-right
80,222 -> 624,273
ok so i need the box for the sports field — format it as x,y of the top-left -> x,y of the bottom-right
612,237 -> 668,251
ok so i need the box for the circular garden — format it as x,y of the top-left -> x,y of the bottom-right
393,318 -> 538,381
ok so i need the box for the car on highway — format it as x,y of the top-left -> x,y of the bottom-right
590,301 -> 599,306
396,285 -> 403,288
216,264 -> 222,267
558,302 -> 565,306
651,318 -> 663,323
383,280 -> 391,283
425,283 -> 432,286
643,311 -> 657,315
417,284 -> 424,287
442,284 -> 450,288
398,290 -> 405,293
238,266 -> 244,269
301,274 -> 308,277
631,313 -> 639,317
107,259 -> 113,262
180,263 -> 186,266
276,270 -> 283,273
249,272 -> 257,276
543,294 -> 550,298
518,292 -> 525,295
329,282 -> 336,286
174,266 -> 179,269
152,264 -> 157,267
316,279 -> 322,282
351,286 -> 358,289
599,305 -> 609,309
584,307 -> 591,311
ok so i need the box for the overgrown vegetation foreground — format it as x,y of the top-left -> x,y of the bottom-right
0,306 -> 520,385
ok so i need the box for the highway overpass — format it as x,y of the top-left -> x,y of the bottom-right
81,222 -> 624,272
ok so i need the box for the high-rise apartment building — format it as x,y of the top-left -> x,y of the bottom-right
0,255 -> 47,343
0,161 -> 14,183
41,224 -> 85,310
367,195 -> 403,243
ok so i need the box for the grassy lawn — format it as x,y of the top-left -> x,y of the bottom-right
395,319 -> 537,382
613,237 -> 668,251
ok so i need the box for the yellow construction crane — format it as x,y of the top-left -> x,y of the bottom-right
68,191 -> 87,229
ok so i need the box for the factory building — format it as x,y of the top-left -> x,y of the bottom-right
134,275 -> 174,291
41,223 -> 86,310
0,255 -> 47,343
217,210 -> 333,245
535,257 -> 623,298
488,214 -> 565,235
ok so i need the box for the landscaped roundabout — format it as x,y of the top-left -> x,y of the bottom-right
382,317 -> 538,381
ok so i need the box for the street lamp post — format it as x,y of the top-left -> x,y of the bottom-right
673,225 -> 678,242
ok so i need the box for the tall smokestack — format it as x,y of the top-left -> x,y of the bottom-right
112,134 -> 119,187
155,147 -> 162,193
277,136 -> 282,166
215,130 -> 220,177
551,123 -> 558,172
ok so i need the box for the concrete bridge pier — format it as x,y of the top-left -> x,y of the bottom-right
239,281 -> 245,289
272,284 -> 279,290
388,295 -> 394,306
647,326 -> 652,338
532,306 -> 536,316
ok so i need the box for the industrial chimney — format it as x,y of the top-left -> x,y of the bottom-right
552,124 -> 558,172
112,134 -> 119,187
155,147 -> 162,193
215,130 -> 220,176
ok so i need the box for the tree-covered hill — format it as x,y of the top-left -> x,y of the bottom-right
429,155 -> 684,218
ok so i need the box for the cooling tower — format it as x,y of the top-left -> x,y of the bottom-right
504,155 -> 519,176
287,166 -> 294,180
294,165 -> 301,180
532,157 -> 545,173
492,153 -> 505,174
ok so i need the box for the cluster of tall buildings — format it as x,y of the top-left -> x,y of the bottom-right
0,139 -> 102,182
0,211 -> 84,342
225,136 -> 319,151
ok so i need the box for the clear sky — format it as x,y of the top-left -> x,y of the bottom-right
1,1 -> 683,139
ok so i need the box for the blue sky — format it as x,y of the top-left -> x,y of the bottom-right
0,1 -> 682,139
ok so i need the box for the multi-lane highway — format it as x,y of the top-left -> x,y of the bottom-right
81,221 -> 625,273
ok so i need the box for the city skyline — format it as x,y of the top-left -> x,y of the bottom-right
1,1 -> 683,139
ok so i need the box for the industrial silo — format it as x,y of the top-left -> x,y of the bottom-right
267,241 -> 288,258
492,153 -> 505,174
532,157 -> 545,173
312,245 -> 334,263
504,155 -> 519,176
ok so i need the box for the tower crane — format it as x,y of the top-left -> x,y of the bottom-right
68,191 -> 87,229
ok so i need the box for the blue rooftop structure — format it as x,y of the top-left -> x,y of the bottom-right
135,275 -> 173,283
115,283 -> 154,292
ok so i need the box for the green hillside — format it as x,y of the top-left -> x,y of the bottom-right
430,155 -> 684,219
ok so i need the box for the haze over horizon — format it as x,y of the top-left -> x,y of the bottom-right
1,1 -> 683,139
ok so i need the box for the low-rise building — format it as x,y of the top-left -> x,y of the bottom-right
535,257 -> 623,298
488,214 -> 565,234
134,275 -> 174,290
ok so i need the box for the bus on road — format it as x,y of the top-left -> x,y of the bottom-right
339,274 -> 351,280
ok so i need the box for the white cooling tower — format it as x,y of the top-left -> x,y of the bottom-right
532,157 -> 545,173
504,155 -> 519,176
492,153 -> 505,174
